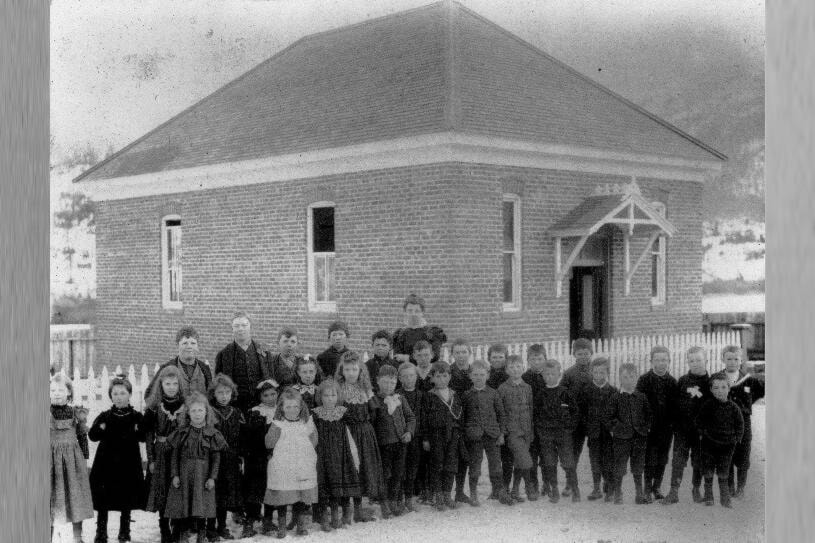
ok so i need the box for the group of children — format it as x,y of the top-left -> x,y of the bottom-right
50,325 -> 764,543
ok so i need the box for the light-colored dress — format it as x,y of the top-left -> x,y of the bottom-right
264,418 -> 318,506
50,405 -> 94,523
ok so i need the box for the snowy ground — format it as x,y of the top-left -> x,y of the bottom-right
702,219 -> 765,283
54,404 -> 765,543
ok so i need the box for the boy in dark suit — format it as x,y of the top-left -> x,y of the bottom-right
367,330 -> 399,393
580,356 -> 616,501
636,345 -> 678,501
695,374 -> 744,507
532,360 -> 580,503
560,338 -> 594,497
712,345 -> 764,498
397,362 -> 426,512
521,344 -> 548,498
663,346 -> 711,505
461,360 -> 510,505
606,363 -> 652,504
370,365 -> 416,518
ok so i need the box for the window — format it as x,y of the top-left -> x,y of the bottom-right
502,194 -> 521,311
307,203 -> 336,312
650,202 -> 666,305
161,215 -> 182,309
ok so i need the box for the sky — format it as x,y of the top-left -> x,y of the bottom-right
50,0 -> 765,161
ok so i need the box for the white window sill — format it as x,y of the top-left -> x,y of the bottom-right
502,302 -> 522,312
162,301 -> 183,311
308,302 -> 337,313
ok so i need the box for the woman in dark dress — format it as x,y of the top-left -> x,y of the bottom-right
88,376 -> 145,543
392,293 -> 447,364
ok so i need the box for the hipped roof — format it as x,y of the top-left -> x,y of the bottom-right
76,1 -> 725,183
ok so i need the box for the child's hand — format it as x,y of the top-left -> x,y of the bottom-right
172,476 -> 180,488
99,423 -> 106,430
401,432 -> 412,443
394,354 -> 411,363
422,440 -> 430,451
205,478 -> 215,491
149,462 -> 155,474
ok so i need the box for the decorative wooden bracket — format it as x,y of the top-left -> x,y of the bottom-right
554,234 -> 590,298
551,180 -> 675,298
623,230 -> 662,295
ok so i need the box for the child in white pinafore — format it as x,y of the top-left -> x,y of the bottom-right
264,388 -> 318,538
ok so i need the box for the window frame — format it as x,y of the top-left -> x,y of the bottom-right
650,201 -> 667,306
502,193 -> 522,312
160,214 -> 183,310
306,202 -> 337,313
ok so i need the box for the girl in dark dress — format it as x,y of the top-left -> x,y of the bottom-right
164,391 -> 228,543
312,379 -> 362,531
242,380 -> 279,537
50,374 -> 93,543
208,374 -> 245,541
88,376 -> 145,543
143,365 -> 186,543
335,351 -> 385,523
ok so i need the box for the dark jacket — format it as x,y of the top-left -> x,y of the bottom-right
370,393 -> 417,445
561,362 -> 593,404
461,386 -> 505,441
487,367 -> 509,390
421,389 -> 463,438
269,353 -> 305,389
711,370 -> 765,420
450,365 -> 473,394
366,355 -> 399,393
521,369 -> 544,389
316,346 -> 348,380
400,388 -> 426,440
606,390 -> 652,439
215,341 -> 273,410
694,398 -> 745,445
531,383 -> 578,437
416,368 -> 435,393
579,382 -> 617,438
144,357 -> 212,400
674,372 -> 712,434
636,369 -> 678,431
497,379 -> 533,439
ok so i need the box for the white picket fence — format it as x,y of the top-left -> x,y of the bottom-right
58,331 -> 740,422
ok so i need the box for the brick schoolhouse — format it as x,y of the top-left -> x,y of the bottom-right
75,1 -> 724,369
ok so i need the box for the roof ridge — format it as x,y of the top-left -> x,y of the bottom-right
452,3 -> 727,162
74,35 -> 312,183
287,1 -> 449,48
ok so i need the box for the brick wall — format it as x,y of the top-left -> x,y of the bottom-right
94,162 -> 703,370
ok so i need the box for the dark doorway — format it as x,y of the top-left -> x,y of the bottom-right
569,266 -> 607,341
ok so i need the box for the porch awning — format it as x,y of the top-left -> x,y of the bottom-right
549,184 -> 676,238
549,181 -> 676,297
